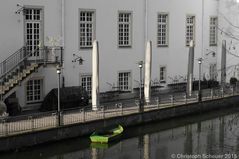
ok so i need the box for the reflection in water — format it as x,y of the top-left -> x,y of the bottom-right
2,108 -> 239,159
91,148 -> 97,159
143,134 -> 150,159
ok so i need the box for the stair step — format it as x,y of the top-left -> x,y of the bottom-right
0,63 -> 40,96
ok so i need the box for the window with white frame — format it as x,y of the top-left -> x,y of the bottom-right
26,79 -> 42,103
210,17 -> 218,46
186,15 -> 195,46
160,66 -> 167,82
118,12 -> 132,47
118,72 -> 131,91
81,75 -> 92,95
209,63 -> 217,80
157,13 -> 169,46
79,10 -> 95,48
25,8 -> 42,57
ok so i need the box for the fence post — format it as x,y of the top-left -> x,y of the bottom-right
4,120 -> 8,136
29,116 -> 34,131
102,106 -> 105,119
221,87 -> 224,98
211,89 -> 213,99
83,108 -> 85,122
55,113 -> 58,127
196,92 -> 199,102
184,93 -> 187,104
232,86 -> 234,96
120,103 -> 123,116
60,112 -> 63,125
170,95 -> 174,106
156,97 -> 160,109
236,82 -> 238,94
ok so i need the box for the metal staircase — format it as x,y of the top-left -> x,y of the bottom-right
0,46 -> 63,100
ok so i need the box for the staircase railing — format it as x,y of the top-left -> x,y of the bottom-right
0,46 -> 63,83
0,46 -> 27,80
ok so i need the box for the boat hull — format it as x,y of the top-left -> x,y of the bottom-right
90,125 -> 123,143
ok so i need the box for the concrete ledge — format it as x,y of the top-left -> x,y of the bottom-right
0,95 -> 239,152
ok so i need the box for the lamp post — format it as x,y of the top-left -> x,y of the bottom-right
198,58 -> 202,102
138,61 -> 143,112
56,65 -> 61,126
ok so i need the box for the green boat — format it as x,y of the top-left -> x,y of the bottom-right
90,125 -> 124,143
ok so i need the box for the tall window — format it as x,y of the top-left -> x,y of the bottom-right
81,75 -> 92,95
79,10 -> 95,48
209,63 -> 217,80
118,12 -> 132,47
157,13 -> 169,47
25,8 -> 42,56
118,72 -> 131,91
160,66 -> 167,82
26,79 -> 42,103
186,15 -> 195,46
210,17 -> 218,46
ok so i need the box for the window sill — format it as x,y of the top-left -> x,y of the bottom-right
209,44 -> 217,47
26,101 -> 42,105
157,45 -> 169,48
118,45 -> 132,49
79,46 -> 93,50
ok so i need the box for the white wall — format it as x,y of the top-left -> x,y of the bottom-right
0,0 -> 221,109
64,0 -> 145,92
218,0 -> 239,83
64,0 -> 219,93
0,0 -> 62,108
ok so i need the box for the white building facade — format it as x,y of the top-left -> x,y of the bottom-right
0,0 -> 234,110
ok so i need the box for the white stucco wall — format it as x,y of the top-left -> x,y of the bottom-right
218,0 -> 239,83
0,0 -> 62,108
64,0 -> 145,92
64,0 -> 219,93
0,0 -> 223,109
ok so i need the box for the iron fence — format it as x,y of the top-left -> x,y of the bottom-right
0,86 -> 238,137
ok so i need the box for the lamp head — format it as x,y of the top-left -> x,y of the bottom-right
138,61 -> 143,68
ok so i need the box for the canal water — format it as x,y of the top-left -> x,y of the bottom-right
2,107 -> 239,159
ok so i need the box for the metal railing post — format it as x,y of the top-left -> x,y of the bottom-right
170,95 -> 174,106
103,106 -> 105,119
211,89 -> 213,99
221,87 -> 224,98
184,93 -> 187,104
196,92 -> 199,101
236,82 -> 238,94
156,97 -> 160,109
29,116 -> 34,131
4,120 -> 8,136
83,108 -> 85,122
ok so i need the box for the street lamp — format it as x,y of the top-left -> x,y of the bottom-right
138,61 -> 144,112
198,58 -> 202,102
56,65 -> 61,126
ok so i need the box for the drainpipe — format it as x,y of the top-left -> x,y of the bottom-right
61,0 -> 65,48
201,0 -> 204,76
61,0 -> 65,87
144,0 -> 148,44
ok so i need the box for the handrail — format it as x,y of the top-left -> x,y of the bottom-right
0,46 -> 38,80
0,46 -> 63,83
